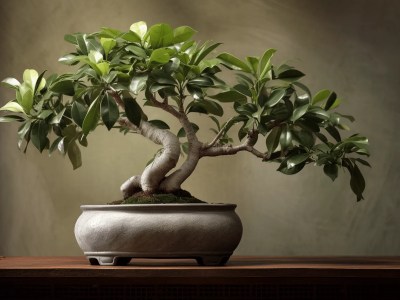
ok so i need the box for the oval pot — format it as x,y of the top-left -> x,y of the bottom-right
74,203 -> 243,266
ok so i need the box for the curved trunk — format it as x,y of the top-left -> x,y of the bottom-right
119,119 -> 180,196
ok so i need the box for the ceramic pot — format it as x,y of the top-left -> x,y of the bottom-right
74,203 -> 243,266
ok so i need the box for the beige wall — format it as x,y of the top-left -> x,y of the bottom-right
1,0 -> 399,256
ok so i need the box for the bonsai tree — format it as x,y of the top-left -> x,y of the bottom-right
0,21 -> 370,202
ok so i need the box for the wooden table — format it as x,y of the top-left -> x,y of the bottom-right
1,256 -> 400,299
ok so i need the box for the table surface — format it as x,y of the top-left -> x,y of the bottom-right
1,256 -> 400,279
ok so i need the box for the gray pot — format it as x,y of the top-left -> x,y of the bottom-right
74,203 -> 243,266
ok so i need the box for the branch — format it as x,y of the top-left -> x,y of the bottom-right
107,87 -> 125,109
204,117 -> 235,149
147,92 -> 182,119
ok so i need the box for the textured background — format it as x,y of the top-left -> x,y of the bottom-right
0,0 -> 399,256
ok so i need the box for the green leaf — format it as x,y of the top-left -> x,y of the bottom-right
67,141 -> 82,170
312,89 -> 330,105
217,52 -> 252,73
286,153 -> 309,169
246,56 -> 259,74
82,95 -> 101,135
71,101 -> 88,128
173,26 -> 196,43
1,77 -> 21,90
49,136 -> 64,155
50,80 -> 75,96
209,90 -> 247,103
355,158 -> 371,167
277,158 -> 305,175
33,70 -> 46,94
23,69 -> 39,89
0,101 -> 25,113
130,75 -> 148,95
149,48 -> 170,64
30,120 -> 49,152
266,126 -> 282,155
258,48 -> 276,78
130,21 -> 147,39
148,119 -> 170,129
96,62 -> 110,76
324,164 -> 338,181
101,93 -> 119,130
147,23 -> 174,48
123,96 -> 142,127
125,45 -> 147,58
291,104 -> 309,121
49,108 -> 66,124
76,34 -> 89,55
193,42 -> 221,65
326,125 -> 341,142
265,89 -> 285,107
119,31 -> 141,43
292,129 -> 315,149
188,99 -> 224,116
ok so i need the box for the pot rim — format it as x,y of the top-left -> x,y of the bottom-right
80,203 -> 237,212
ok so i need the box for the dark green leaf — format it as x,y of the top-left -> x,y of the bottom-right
325,92 -> 337,110
82,95 -> 101,135
148,119 -> 170,129
266,126 -> 282,155
50,108 -> 66,124
193,42 -> 221,65
71,101 -> 88,128
76,34 -> 89,55
326,125 -> 341,142
286,153 -> 309,169
50,80 -> 75,96
123,96 -> 142,127
101,93 -> 119,130
292,129 -> 315,149
30,120 -> 50,152
277,158 -> 305,175
324,164 -> 338,181
277,69 -> 305,80
349,163 -> 366,201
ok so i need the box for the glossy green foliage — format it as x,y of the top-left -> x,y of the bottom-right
0,21 -> 369,200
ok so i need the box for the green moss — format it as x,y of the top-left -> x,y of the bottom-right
109,190 -> 206,205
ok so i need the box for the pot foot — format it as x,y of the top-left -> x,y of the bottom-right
87,256 -> 132,266
196,255 -> 231,266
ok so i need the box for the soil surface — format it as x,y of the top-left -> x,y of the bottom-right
108,189 -> 206,205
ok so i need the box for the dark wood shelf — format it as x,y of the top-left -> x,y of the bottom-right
1,256 -> 400,299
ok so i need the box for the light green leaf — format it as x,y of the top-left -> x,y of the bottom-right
100,38 -> 117,57
291,104 -> 309,121
23,69 -> 38,89
96,62 -> 110,76
149,48 -> 170,64
0,101 -> 25,113
173,26 -> 197,43
312,89 -> 331,105
130,21 -> 147,39
130,75 -> 148,94
217,52 -> 252,73
17,82 -> 34,113
88,50 -> 103,64
0,115 -> 25,122
147,23 -> 174,48
1,77 -> 21,90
